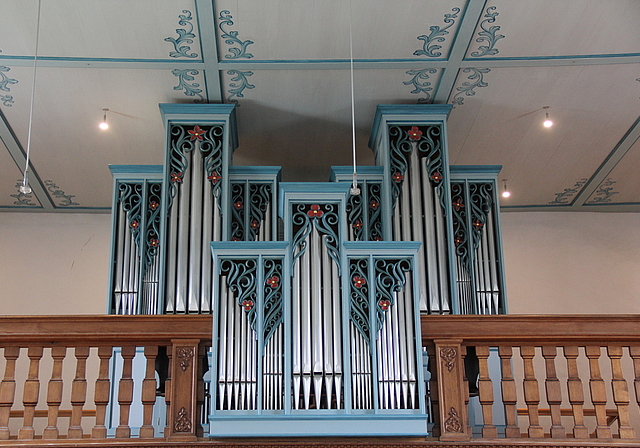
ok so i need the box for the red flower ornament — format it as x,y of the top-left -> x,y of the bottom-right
352,220 -> 363,230
378,299 -> 391,311
353,276 -> 366,288
307,204 -> 324,218
407,126 -> 423,141
149,238 -> 159,247
241,299 -> 254,311
149,201 -> 159,210
188,125 -> 206,141
430,172 -> 443,183
250,220 -> 259,229
473,220 -> 484,230
369,200 -> 380,210
392,172 -> 404,183
454,236 -> 464,246
170,172 -> 183,183
208,171 -> 222,184
234,201 -> 243,210
266,276 -> 279,288
130,220 -> 139,229
452,199 -> 464,211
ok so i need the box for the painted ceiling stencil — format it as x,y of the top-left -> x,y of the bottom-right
11,179 -> 37,207
165,10 -> 200,59
218,10 -> 254,59
226,69 -> 255,105
0,63 -> 17,107
172,69 -> 205,103
468,5 -> 505,57
451,68 -> 491,106
404,68 -> 438,103
587,179 -> 619,204
45,180 -> 79,207
413,7 -> 461,58
549,179 -> 587,205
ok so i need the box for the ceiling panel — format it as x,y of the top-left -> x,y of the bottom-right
0,0 -> 199,60
214,0 -> 462,61
466,0 -> 640,59
447,63 -> 640,206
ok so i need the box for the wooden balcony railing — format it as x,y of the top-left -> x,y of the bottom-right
0,314 -> 638,448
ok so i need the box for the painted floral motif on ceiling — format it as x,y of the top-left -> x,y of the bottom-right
549,179 -> 587,205
165,10 -> 199,59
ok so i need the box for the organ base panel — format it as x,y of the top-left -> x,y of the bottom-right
108,103 -> 507,436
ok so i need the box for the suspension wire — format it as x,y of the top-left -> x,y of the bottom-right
348,0 -> 360,195
21,0 -> 43,192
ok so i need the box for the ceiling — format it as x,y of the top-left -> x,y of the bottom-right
1,0 -> 639,213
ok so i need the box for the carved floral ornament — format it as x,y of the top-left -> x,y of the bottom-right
440,347 -> 457,371
444,406 -> 462,433
174,406 -> 192,432
177,347 -> 194,371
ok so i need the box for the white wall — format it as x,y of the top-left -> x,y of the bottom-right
1,211 -> 639,315
501,211 -> 640,314
0,213 -> 110,315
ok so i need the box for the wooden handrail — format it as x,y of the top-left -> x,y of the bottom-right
421,314 -> 640,344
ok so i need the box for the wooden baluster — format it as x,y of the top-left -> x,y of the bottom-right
68,346 -> 89,439
116,346 -> 136,438
461,347 -> 473,436
92,346 -> 112,438
426,344 -> 441,438
607,346 -> 635,438
520,346 -> 544,438
43,346 -> 66,439
498,346 -> 520,438
140,346 -> 159,438
631,347 -> 640,415
563,346 -> 588,438
541,346 -> 564,438
18,346 -> 43,439
164,345 -> 172,438
476,346 -> 496,437
432,339 -> 469,441
0,347 -> 20,439
167,339 -> 200,441
585,346 -> 611,438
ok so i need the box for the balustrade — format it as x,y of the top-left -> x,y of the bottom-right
0,314 -> 637,447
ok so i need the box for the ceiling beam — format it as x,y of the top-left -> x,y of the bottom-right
571,116 -> 640,207
432,0 -> 487,104
0,110 -> 54,211
195,0 -> 223,103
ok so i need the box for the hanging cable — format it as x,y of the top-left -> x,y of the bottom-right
20,0 -> 43,194
348,0 -> 360,196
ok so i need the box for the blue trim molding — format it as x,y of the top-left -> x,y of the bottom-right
218,10 -> 254,59
413,7 -> 460,58
165,10 -> 199,59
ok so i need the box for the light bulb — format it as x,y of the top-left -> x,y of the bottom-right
99,108 -> 109,130
502,191 -> 510,198
501,179 -> 510,198
19,173 -> 31,194
542,107 -> 553,128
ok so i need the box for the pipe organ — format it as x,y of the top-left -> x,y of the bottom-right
107,103 -> 507,436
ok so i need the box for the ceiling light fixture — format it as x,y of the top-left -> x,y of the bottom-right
542,106 -> 553,128
348,0 -> 360,196
19,0 -> 43,195
99,108 -> 109,130
501,179 -> 511,198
